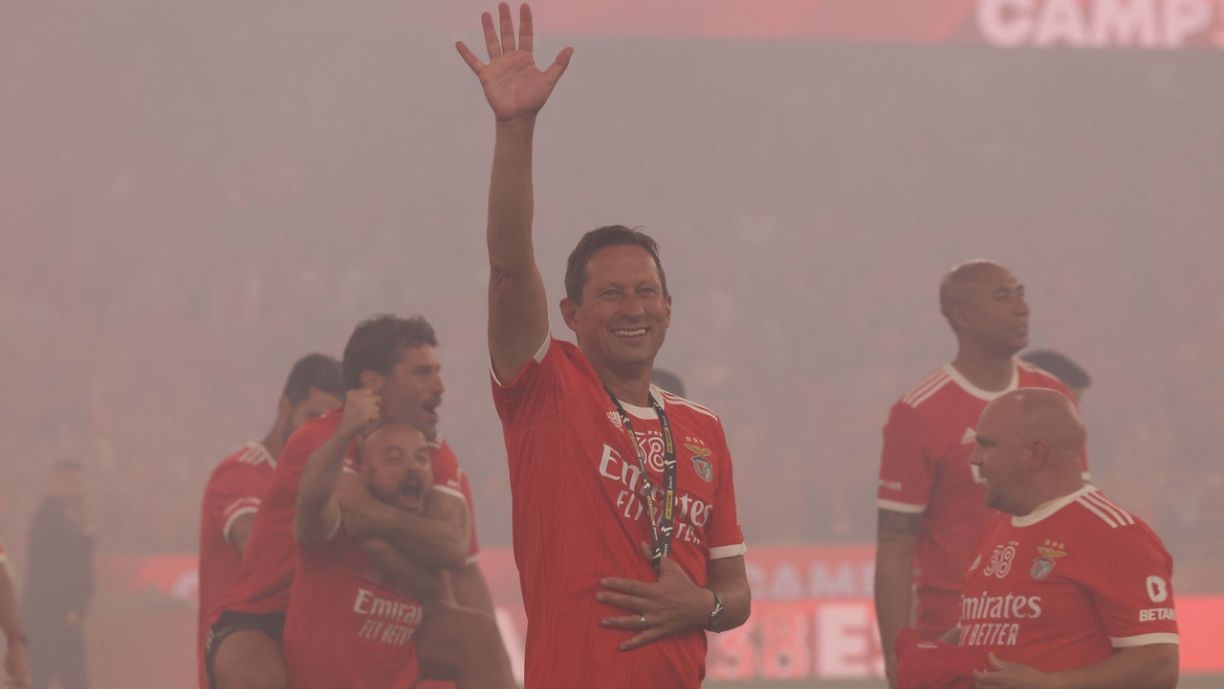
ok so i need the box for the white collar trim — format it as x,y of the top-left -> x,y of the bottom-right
616,384 -> 667,420
943,361 -> 1019,401
245,441 -> 276,468
1011,485 -> 1095,527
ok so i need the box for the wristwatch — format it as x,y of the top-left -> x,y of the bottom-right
706,588 -> 726,630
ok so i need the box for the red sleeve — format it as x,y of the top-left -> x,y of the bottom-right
205,461 -> 266,546
429,442 -> 465,503
1082,522 -> 1179,648
705,423 -> 746,560
877,402 -> 931,514
0,539 -> 7,563
458,470 -> 480,563
490,337 -> 571,429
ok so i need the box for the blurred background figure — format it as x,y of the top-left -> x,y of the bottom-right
651,368 -> 686,397
1020,350 -> 1091,404
22,461 -> 94,689
0,537 -> 31,688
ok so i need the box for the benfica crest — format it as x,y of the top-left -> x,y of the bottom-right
685,443 -> 714,482
1031,545 -> 1067,580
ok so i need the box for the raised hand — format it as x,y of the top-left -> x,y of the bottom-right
338,388 -> 381,440
456,3 -> 573,122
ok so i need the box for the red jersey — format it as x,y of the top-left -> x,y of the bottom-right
197,442 -> 276,689
877,362 -> 1078,635
895,628 -> 988,689
283,530 -> 424,689
958,486 -> 1178,670
492,338 -> 746,689
216,410 -> 465,620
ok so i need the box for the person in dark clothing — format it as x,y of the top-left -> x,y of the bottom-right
1019,349 -> 1091,404
650,368 -> 686,398
21,461 -> 94,689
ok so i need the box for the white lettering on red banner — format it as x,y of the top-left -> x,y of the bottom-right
977,0 -> 1222,49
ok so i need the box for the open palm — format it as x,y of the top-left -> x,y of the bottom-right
457,3 -> 572,121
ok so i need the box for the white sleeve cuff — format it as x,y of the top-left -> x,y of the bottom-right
222,506 -> 259,543
490,335 -> 551,387
877,499 -> 926,514
432,485 -> 467,503
709,543 -> 748,560
1111,633 -> 1179,648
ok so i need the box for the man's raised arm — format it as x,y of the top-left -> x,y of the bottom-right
457,3 -> 571,382
293,390 -> 379,543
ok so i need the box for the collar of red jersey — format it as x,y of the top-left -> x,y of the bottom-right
1012,484 -> 1096,527
942,362 -> 1020,401
245,441 -> 276,467
615,384 -> 668,420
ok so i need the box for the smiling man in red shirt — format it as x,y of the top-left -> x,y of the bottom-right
457,5 -> 750,687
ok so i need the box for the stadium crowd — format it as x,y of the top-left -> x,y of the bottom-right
0,169 -> 1220,591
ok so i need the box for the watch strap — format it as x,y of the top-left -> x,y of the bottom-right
706,587 -> 726,630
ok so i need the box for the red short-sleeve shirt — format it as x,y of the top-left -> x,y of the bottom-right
196,442 -> 277,688
958,486 -> 1178,671
493,337 -> 746,689
284,530 -> 424,689
877,362 -> 1082,634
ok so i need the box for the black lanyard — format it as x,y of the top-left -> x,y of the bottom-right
607,390 -> 677,574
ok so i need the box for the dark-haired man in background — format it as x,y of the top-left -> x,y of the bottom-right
205,315 -> 494,689
458,5 -> 750,687
196,353 -> 345,689
651,369 -> 686,398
